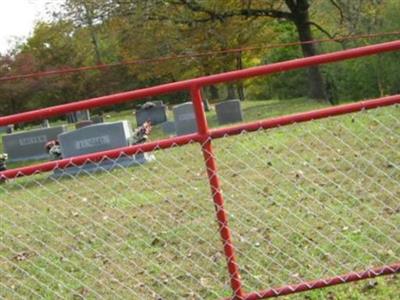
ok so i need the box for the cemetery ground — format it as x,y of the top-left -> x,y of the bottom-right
0,98 -> 399,299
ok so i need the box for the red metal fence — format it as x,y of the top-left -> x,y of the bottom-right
1,40 -> 400,299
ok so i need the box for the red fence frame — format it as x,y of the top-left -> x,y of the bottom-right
1,40 -> 400,300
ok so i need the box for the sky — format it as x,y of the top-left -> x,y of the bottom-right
0,0 -> 63,54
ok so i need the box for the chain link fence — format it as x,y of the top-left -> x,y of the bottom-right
1,103 -> 399,299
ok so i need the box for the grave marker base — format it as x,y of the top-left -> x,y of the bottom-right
51,153 -> 155,178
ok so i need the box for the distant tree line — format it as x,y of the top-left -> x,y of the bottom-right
1,0 -> 400,115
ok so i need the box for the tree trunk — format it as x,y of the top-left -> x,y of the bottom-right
236,51 -> 245,101
10,98 -> 17,114
237,83 -> 245,101
208,85 -> 219,100
83,2 -> 102,65
226,84 -> 236,100
289,0 -> 327,101
198,85 -> 211,111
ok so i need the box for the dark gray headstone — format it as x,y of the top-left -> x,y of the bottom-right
75,120 -> 94,129
215,99 -> 243,125
173,102 -> 198,136
2,126 -> 68,162
161,121 -> 176,136
135,105 -> 167,126
67,110 -> 90,123
41,119 -> 50,128
59,121 -> 132,158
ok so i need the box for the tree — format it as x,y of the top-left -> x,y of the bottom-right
166,0 -> 328,101
61,0 -> 110,64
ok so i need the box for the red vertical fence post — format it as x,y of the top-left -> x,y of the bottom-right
190,86 -> 245,299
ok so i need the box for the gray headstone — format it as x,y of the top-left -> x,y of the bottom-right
67,110 -> 90,123
76,110 -> 91,121
173,102 -> 198,135
55,121 -> 153,176
59,121 -> 133,158
135,105 -> 167,126
215,99 -> 243,125
66,112 -> 78,123
2,126 -> 68,162
161,121 -> 176,136
75,120 -> 94,129
41,119 -> 50,128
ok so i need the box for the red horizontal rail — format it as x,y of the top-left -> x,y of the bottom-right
0,133 -> 201,180
2,94 -> 400,180
210,94 -> 400,138
1,40 -> 400,127
229,263 -> 400,300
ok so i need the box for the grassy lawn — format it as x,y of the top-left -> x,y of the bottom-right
0,98 -> 399,299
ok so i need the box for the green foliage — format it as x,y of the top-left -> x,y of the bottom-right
0,0 -> 400,115
250,22 -> 309,100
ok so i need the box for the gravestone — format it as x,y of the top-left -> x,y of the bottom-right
75,120 -> 94,129
54,121 -> 153,177
135,102 -> 167,126
66,110 -> 91,123
59,121 -> 132,158
41,119 -> 50,128
215,99 -> 243,125
161,121 -> 176,136
66,112 -> 77,123
2,126 -> 68,162
76,110 -> 91,121
173,102 -> 198,135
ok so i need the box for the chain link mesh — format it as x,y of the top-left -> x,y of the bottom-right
1,142 -> 229,299
211,105 -> 400,296
1,104 -> 399,299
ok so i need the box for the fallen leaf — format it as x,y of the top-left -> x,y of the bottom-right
12,251 -> 32,262
361,280 -> 378,292
151,237 -> 165,247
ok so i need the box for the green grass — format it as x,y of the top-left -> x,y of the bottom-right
0,98 -> 399,299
